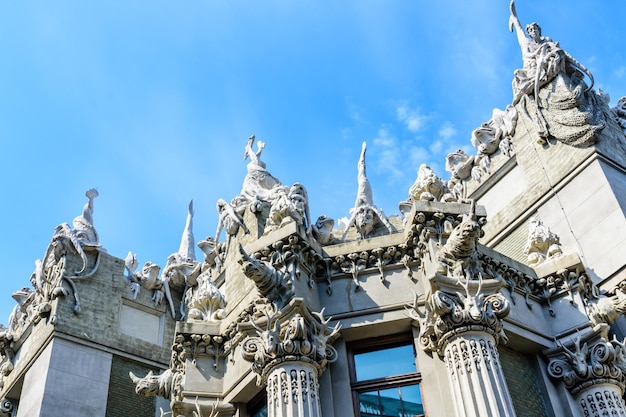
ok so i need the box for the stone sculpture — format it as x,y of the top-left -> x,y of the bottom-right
523,218 -> 562,266
342,142 -> 393,239
547,335 -> 626,412
215,198 -> 247,241
26,189 -> 103,321
509,0 -> 605,146
129,369 -> 177,399
185,270 -> 226,322
311,215 -> 335,245
232,135 -> 281,211
470,105 -> 519,179
509,0 -> 593,104
437,201 -> 483,279
264,183 -> 312,235
241,306 -> 340,384
406,164 -> 456,203
124,255 -> 165,304
238,244 -> 294,308
583,279 -> 626,328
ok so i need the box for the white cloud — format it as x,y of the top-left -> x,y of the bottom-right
371,128 -> 403,180
396,104 -> 426,133
438,122 -> 457,141
429,140 -> 444,155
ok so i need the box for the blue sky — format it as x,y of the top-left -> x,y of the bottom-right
1,1 -> 625,325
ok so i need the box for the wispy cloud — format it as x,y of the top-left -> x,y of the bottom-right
396,103 -> 427,133
372,127 -> 403,180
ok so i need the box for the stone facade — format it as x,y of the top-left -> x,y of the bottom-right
1,2 -> 626,417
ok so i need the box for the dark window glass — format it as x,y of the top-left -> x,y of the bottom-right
251,404 -> 267,417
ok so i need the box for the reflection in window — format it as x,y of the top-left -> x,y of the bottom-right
358,386 -> 424,417
250,404 -> 267,417
350,334 -> 424,417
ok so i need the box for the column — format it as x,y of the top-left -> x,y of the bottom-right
266,363 -> 321,417
414,288 -> 515,417
547,336 -> 626,417
241,303 -> 340,417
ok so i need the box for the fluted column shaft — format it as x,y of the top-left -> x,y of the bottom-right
575,383 -> 626,417
266,362 -> 321,417
443,331 -> 515,417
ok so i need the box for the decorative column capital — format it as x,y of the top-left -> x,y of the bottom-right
412,288 -> 510,355
241,300 -> 340,384
547,335 -> 626,397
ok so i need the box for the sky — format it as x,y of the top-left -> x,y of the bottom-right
1,1 -> 625,325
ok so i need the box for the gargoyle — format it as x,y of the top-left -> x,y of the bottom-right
238,244 -> 294,307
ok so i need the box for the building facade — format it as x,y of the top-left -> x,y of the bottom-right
1,2 -> 626,417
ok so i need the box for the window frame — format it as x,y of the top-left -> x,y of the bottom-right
347,333 -> 424,417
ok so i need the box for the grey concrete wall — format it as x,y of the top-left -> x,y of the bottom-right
16,338 -> 112,417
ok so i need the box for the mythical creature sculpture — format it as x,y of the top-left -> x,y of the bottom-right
523,218 -> 562,266
406,164 -> 456,203
238,244 -> 294,308
437,201 -> 483,279
24,189 -> 103,321
216,198 -> 247,241
342,142 -> 393,239
584,280 -> 626,328
231,135 -> 281,211
312,215 -> 335,245
264,183 -> 312,235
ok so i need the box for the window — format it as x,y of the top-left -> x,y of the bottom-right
248,389 -> 267,417
349,334 -> 425,417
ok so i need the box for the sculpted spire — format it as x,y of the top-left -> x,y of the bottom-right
342,142 -> 393,240
177,200 -> 196,262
